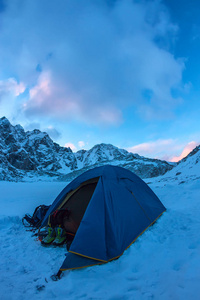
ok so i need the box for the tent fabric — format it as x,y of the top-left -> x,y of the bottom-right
41,165 -> 166,271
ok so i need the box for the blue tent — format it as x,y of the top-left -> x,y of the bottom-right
41,165 -> 166,271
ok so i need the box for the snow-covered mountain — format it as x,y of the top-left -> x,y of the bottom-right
0,116 -> 174,181
0,117 -> 76,181
150,144 -> 200,184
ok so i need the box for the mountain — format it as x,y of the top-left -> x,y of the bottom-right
151,144 -> 200,184
60,144 -> 174,182
0,117 -> 174,181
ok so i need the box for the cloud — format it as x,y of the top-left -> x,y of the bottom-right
44,126 -> 61,140
64,141 -> 87,152
78,141 -> 85,148
23,71 -> 123,125
128,139 -> 199,162
127,139 -> 174,158
0,78 -> 26,120
24,71 -> 80,118
24,121 -> 61,140
0,0 -> 185,125
24,122 -> 41,132
0,78 -> 25,100
170,141 -> 199,162
64,143 -> 77,152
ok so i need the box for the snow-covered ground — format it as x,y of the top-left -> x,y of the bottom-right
0,175 -> 199,299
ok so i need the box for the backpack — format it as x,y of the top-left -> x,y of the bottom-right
22,204 -> 50,229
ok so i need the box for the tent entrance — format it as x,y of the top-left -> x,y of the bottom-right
59,177 -> 99,234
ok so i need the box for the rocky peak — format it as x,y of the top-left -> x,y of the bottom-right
0,116 -> 10,125
0,117 -> 13,138
0,117 -> 26,141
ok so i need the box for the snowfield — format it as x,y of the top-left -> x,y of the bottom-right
0,176 -> 199,300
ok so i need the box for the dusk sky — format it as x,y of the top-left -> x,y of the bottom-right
0,0 -> 199,161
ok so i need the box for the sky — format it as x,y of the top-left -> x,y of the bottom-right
0,0 -> 199,162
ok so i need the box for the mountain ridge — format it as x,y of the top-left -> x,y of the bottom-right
0,116 -> 178,181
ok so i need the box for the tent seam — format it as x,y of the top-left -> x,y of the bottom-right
68,250 -> 107,263
131,191 -> 152,222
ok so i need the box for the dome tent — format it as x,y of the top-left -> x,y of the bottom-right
41,165 -> 166,272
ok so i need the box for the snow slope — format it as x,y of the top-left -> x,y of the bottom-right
153,144 -> 200,185
0,174 -> 199,299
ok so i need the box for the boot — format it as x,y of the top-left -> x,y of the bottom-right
52,226 -> 67,246
41,226 -> 56,245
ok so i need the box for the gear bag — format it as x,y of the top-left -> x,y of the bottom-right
22,204 -> 50,229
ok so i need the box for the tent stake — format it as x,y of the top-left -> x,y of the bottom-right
51,270 -> 63,281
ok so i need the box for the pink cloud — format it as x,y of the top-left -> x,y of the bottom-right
64,143 -> 77,152
0,78 -> 25,98
170,141 -> 198,162
23,71 -> 122,125
127,139 -> 173,156
24,71 -> 80,116
127,139 -> 199,162
29,72 -> 51,100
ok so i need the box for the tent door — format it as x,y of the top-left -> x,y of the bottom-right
59,178 -> 99,234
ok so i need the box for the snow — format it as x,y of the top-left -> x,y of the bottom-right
0,175 -> 200,299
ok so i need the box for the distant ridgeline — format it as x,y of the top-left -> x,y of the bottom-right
0,117 -> 174,181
